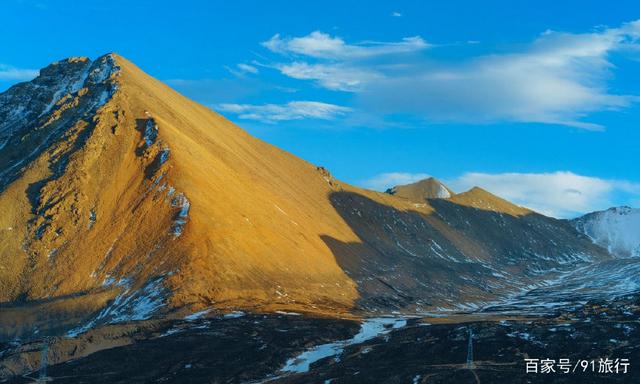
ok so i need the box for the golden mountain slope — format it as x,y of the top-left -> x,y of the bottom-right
0,54 -> 419,318
110,54 -> 374,312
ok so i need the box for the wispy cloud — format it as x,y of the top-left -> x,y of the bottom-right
0,64 -> 39,81
264,20 -> 640,129
361,172 -> 430,191
276,62 -> 381,91
262,31 -> 427,91
391,12 -> 402,17
216,101 -> 352,123
262,31 -> 428,60
237,63 -> 258,74
363,21 -> 640,130
225,63 -> 259,77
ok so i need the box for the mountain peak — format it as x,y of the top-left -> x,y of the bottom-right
0,53 -> 360,320
467,186 -> 486,193
0,53 -> 120,189
386,177 -> 454,202
449,186 -> 532,216
573,206 -> 640,257
43,56 -> 89,70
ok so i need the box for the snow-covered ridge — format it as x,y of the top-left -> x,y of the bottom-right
572,206 -> 640,258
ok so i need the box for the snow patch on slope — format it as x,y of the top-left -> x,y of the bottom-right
435,183 -> 451,199
143,118 -> 159,147
171,193 -> 190,237
67,277 -> 166,337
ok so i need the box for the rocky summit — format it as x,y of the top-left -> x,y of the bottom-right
0,54 -> 638,383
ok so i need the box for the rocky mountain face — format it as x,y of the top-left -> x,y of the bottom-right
0,54 -> 612,341
572,206 -> 640,258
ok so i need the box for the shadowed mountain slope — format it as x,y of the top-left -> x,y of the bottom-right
324,190 -> 608,312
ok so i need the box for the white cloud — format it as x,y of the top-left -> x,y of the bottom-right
391,12 -> 402,17
361,172 -> 430,191
362,21 -> 640,130
0,64 -> 39,81
263,31 -> 427,91
225,63 -> 259,77
216,101 -> 352,123
237,63 -> 258,74
264,20 -> 640,129
262,31 -> 428,60
277,62 -> 381,91
450,171 -> 640,218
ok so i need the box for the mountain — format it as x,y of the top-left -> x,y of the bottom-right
448,186 -> 532,216
0,54 -> 611,340
385,177 -> 454,201
572,206 -> 640,258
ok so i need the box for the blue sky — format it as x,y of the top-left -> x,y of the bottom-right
1,0 -> 639,217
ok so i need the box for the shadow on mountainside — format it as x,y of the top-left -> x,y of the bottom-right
321,191 -> 610,313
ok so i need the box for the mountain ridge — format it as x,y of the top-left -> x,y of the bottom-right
0,54 -> 612,340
